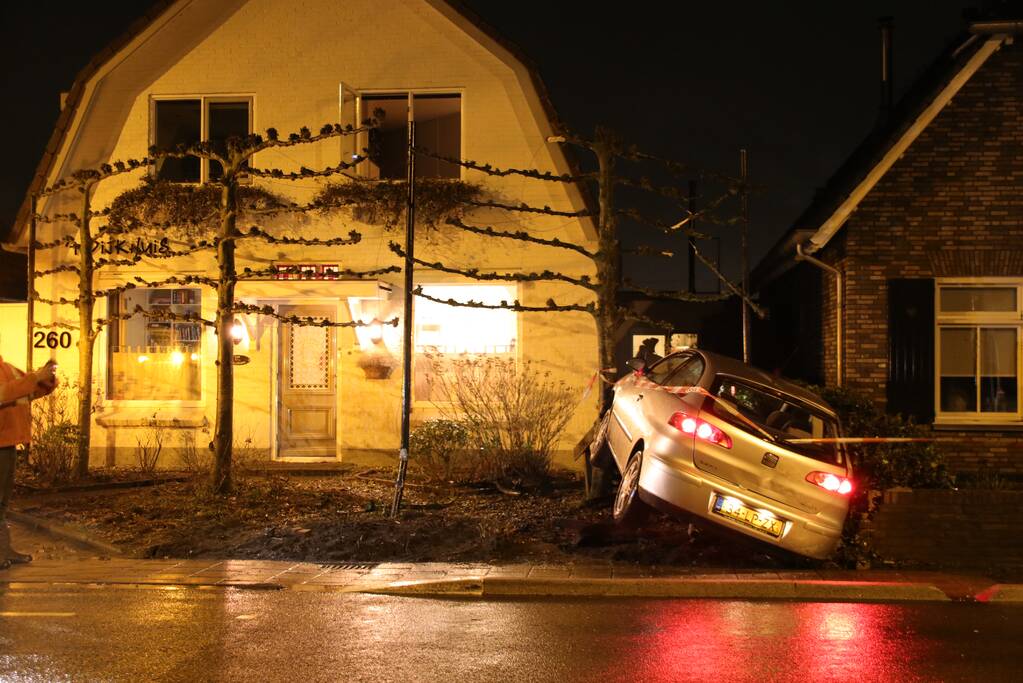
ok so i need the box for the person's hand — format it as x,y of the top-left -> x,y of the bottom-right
36,360 -> 57,386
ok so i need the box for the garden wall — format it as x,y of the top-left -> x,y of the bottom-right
868,489 -> 1023,568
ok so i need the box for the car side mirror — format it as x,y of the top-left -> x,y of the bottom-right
625,357 -> 646,374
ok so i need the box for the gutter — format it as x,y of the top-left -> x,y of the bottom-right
795,243 -> 842,387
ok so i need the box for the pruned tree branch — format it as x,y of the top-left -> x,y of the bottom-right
413,286 -> 595,314
411,147 -> 592,183
238,264 -> 401,279
446,218 -> 596,258
236,226 -> 362,246
622,245 -> 674,259
246,157 -> 366,181
389,242 -> 597,291
33,321 -> 79,331
458,198 -> 594,218
620,308 -> 675,331
623,280 -> 732,302
133,274 -> 220,289
34,264 -> 81,277
232,302 -> 399,328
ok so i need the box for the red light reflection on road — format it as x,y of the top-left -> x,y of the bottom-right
605,600 -> 933,683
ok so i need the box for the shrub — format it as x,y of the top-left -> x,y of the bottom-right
177,429 -> 211,475
811,384 -> 954,491
804,383 -> 954,566
28,374 -> 78,484
429,357 -> 577,484
410,419 -> 471,481
134,417 -> 167,473
30,421 -> 78,485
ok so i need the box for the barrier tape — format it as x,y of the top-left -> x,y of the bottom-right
786,437 -> 936,444
623,372 -> 937,447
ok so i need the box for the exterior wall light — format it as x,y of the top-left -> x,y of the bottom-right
230,318 -> 247,345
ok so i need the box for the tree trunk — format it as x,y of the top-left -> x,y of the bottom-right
593,128 -> 620,415
585,128 -> 620,500
75,185 -> 95,479
212,174 -> 238,494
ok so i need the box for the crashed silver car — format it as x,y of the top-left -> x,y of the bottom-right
597,349 -> 852,560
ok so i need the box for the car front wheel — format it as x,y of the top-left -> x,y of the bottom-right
612,449 -> 651,527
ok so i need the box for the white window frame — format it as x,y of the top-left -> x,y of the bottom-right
353,89 -> 464,181
149,95 -> 255,184
411,282 -> 521,407
934,277 -> 1023,424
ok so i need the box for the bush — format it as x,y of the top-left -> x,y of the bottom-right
28,374 -> 78,484
804,383 -> 954,566
30,421 -> 78,485
177,429 -> 211,475
134,417 -> 167,473
429,357 -> 577,484
810,384 -> 954,491
410,419 -> 471,481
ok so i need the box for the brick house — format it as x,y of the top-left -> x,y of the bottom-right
2,0 -> 599,467
753,18 -> 1023,476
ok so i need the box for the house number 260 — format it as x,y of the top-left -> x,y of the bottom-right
33,331 -> 73,349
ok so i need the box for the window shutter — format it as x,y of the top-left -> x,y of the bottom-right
887,279 -> 935,422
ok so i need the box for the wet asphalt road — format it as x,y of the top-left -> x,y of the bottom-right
0,586 -> 1020,683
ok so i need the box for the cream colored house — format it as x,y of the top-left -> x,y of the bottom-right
6,0 -> 598,467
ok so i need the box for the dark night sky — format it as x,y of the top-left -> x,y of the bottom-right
0,1 -> 971,286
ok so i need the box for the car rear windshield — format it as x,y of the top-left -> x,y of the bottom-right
707,375 -> 844,465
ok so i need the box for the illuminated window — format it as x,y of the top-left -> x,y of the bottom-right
936,282 -> 1021,419
414,284 -> 517,401
360,93 -> 460,180
107,288 -> 202,401
152,98 -> 251,183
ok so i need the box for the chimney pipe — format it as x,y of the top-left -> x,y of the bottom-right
878,17 -> 894,126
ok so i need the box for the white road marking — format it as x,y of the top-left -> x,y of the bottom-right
0,612 -> 76,618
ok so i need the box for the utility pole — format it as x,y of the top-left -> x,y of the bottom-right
26,195 -> 36,372
391,120 -> 416,517
740,149 -> 751,364
687,179 -> 697,293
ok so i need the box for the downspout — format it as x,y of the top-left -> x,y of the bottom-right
796,243 -> 843,387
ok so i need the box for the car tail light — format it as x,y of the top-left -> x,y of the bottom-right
806,471 -> 854,495
668,412 -> 732,449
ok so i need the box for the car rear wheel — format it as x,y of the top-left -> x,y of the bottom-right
612,449 -> 651,527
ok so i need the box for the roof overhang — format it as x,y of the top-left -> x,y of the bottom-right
802,30 -> 1013,256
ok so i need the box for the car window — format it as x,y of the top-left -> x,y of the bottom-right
644,355 -> 692,385
663,356 -> 705,388
708,375 -> 842,465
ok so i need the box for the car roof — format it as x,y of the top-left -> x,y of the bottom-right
686,350 -> 838,417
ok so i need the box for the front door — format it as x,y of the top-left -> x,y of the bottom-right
278,304 -> 337,458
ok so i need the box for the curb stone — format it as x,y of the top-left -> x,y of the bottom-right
975,584 -> 1023,603
7,509 -> 125,558
364,576 -> 952,602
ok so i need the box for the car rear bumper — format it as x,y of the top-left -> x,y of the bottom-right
638,451 -> 845,560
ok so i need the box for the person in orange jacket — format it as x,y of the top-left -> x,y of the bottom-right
0,357 -> 58,569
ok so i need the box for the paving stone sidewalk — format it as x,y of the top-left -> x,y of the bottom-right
2,557 -> 1018,603
4,520 -> 1020,602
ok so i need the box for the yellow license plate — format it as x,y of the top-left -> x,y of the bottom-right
712,496 -> 785,538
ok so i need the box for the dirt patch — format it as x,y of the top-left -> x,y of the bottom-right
13,467 -> 808,569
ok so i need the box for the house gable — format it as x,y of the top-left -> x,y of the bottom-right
9,0 -> 594,247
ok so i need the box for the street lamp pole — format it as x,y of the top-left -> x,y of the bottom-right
391,121 -> 416,517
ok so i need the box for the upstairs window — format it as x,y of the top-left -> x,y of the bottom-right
936,282 -> 1022,420
152,97 -> 252,183
360,93 -> 460,180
